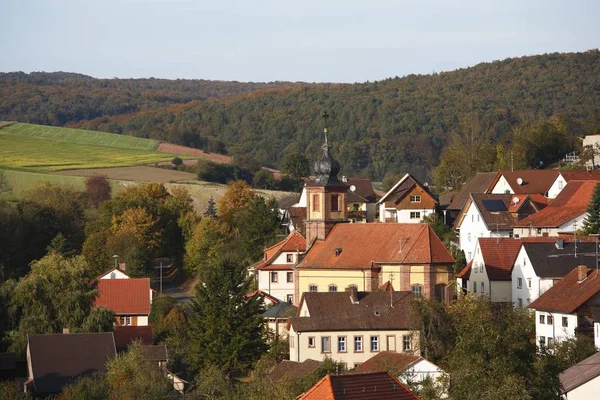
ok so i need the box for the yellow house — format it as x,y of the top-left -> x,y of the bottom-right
294,223 -> 455,305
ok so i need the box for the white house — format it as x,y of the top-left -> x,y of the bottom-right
560,351 -> 600,400
455,194 -> 539,262
487,170 -> 559,196
255,231 -> 306,304
529,266 -> 600,349
513,180 -> 595,238
98,267 -> 130,280
511,240 -> 598,308
377,173 -> 438,224
547,171 -> 600,199
355,351 -> 448,397
289,289 -> 419,369
457,237 -> 524,302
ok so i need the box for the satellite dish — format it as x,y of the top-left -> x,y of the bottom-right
349,185 -> 356,192
517,178 -> 524,185
512,197 -> 520,205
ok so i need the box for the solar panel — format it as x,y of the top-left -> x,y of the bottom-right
481,199 -> 507,212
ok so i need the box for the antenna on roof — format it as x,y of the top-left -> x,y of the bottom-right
389,272 -> 394,308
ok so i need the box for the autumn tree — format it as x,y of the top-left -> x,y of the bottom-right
86,175 -> 112,207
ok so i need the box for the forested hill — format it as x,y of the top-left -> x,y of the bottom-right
0,71 -> 314,125
3,50 -> 600,181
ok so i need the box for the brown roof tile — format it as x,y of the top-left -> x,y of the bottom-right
529,266 -> 600,313
297,223 -> 454,270
487,170 -> 560,195
268,359 -> 322,383
298,372 -> 420,400
560,170 -> 600,182
291,291 -> 415,332
560,351 -> 600,393
478,238 -> 524,281
447,172 -> 497,211
95,278 -> 151,315
355,352 -> 422,374
345,178 -> 377,203
113,326 -> 154,350
27,333 -> 116,394
456,260 -> 472,279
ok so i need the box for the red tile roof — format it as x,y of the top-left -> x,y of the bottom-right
529,266 -> 600,313
355,352 -> 422,374
255,231 -> 306,270
560,170 -> 600,182
478,238 -> 524,281
456,261 -> 472,279
447,172 -> 497,211
515,181 -> 597,228
244,290 -> 280,305
95,278 -> 151,315
113,326 -> 153,350
298,372 -> 420,400
297,223 -> 454,270
487,170 -> 560,195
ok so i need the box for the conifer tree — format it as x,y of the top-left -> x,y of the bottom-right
204,195 -> 217,218
582,183 -> 600,234
187,256 -> 267,379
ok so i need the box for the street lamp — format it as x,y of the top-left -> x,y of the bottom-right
112,254 -> 119,269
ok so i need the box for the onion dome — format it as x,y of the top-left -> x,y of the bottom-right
313,127 -> 342,186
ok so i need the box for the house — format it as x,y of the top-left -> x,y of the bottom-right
486,169 -> 560,196
114,325 -> 154,351
267,359 -> 322,384
289,289 -> 419,369
298,371 -> 420,400
95,278 -> 153,326
295,223 -> 455,304
377,173 -> 438,223
455,193 -> 542,261
140,345 -> 168,369
255,231 -> 307,304
546,170 -> 600,199
245,290 -> 280,307
97,267 -> 130,280
262,301 -> 297,341
444,172 -> 496,225
582,134 -> 600,170
511,240 -> 598,308
559,351 -> 600,399
513,181 -> 597,238
278,194 -> 302,233
343,177 -> 378,223
24,332 -> 116,395
356,351 -> 447,397
529,266 -> 600,349
457,237 -> 523,303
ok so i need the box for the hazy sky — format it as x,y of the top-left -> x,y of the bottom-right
1,0 -> 598,83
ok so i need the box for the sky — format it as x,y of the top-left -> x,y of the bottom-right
1,0 -> 599,83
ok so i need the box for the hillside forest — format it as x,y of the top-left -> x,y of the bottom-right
2,50 -> 600,183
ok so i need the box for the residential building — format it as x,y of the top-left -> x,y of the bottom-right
512,240 -> 598,308
255,231 -> 306,304
529,266 -> 600,349
289,290 -> 419,369
513,180 -> 596,238
356,351 -> 447,397
98,267 -> 130,280
95,278 -> 153,327
295,223 -> 455,304
455,193 -> 541,261
560,351 -> 600,399
298,371 -> 420,400
377,173 -> 438,223
486,169 -> 559,196
546,170 -> 600,199
582,134 -> 600,170
114,325 -> 154,352
343,177 -> 378,223
262,301 -> 297,340
24,333 -> 116,395
444,172 -> 496,225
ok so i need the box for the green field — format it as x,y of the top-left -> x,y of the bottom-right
0,134 -> 183,172
0,123 -> 160,151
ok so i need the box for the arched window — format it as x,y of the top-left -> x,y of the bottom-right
411,285 -> 422,297
347,284 -> 358,291
328,284 -> 338,292
309,284 -> 318,292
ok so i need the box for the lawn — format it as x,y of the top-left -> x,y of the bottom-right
0,123 -> 160,151
0,135 -> 181,172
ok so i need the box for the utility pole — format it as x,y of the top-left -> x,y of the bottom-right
160,261 -> 163,294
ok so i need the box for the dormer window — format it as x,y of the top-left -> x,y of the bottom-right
410,195 -> 421,203
329,284 -> 338,292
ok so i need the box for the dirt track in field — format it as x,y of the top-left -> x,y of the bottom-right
54,166 -> 196,183
157,143 -> 233,164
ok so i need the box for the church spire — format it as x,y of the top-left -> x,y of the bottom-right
313,110 -> 341,186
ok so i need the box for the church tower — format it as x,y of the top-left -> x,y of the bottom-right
304,112 -> 348,246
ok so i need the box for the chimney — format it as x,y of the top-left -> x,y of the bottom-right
119,262 -> 126,271
577,266 -> 588,282
342,176 -> 348,183
555,238 -> 564,250
346,286 -> 359,304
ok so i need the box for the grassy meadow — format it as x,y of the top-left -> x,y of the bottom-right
1,123 -> 160,151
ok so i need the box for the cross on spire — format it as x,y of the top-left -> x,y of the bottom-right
322,110 -> 329,144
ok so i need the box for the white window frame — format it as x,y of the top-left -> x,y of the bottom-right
321,336 -> 331,353
402,335 -> 411,352
309,284 -> 318,292
338,336 -> 347,353
270,272 -> 278,283
370,336 -> 379,352
410,211 -> 421,219
354,336 -> 363,352
410,195 -> 421,203
517,278 -> 522,289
